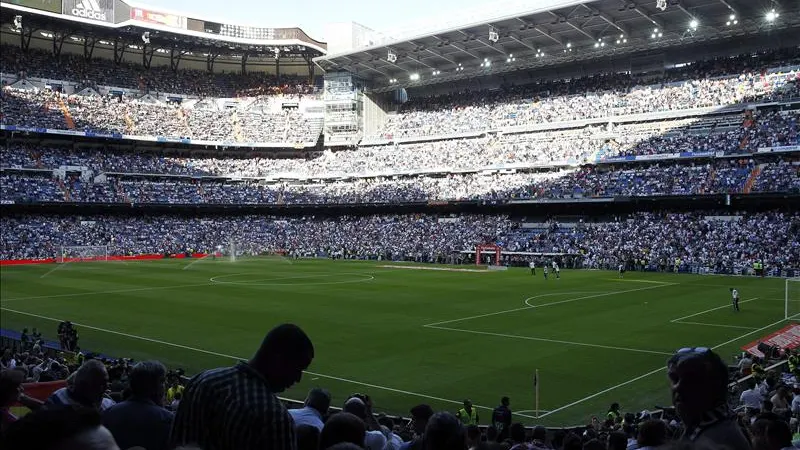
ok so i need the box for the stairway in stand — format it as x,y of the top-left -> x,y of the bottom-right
56,97 -> 75,129
743,164 -> 765,194
231,112 -> 244,142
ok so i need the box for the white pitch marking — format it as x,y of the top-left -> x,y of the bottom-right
538,315 -> 794,418
0,307 -> 539,420
39,264 -> 66,279
673,321 -> 758,330
425,283 -> 677,327
0,283 -> 214,303
670,298 -> 759,322
426,325 -> 673,356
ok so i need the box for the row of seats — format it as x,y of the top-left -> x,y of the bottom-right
1,89 -> 322,144
0,44 -> 316,98
2,159 -> 797,204
1,109 -> 797,177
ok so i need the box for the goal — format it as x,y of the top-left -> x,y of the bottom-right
475,244 -> 501,266
57,246 -> 109,263
786,277 -> 800,320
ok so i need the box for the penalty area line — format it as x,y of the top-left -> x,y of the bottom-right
425,325 -> 673,356
670,298 -> 759,322
538,314 -> 794,418
425,283 -> 678,327
0,307 -> 539,420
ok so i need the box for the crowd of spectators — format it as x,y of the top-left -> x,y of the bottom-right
3,322 -> 798,450
373,49 -> 800,139
2,49 -> 798,148
2,157 -> 797,204
1,89 -> 322,144
5,106 -> 795,181
1,44 -> 316,98
1,211 -> 797,272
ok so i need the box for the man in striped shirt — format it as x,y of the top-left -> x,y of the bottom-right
170,323 -> 315,450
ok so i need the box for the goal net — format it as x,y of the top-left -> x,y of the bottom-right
787,277 -> 800,320
57,246 -> 109,263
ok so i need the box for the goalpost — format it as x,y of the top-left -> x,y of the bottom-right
57,246 -> 109,263
786,277 -> 800,320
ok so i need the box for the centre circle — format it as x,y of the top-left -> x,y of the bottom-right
209,272 -> 375,286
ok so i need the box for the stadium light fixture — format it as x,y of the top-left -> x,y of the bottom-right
689,19 -> 698,30
766,9 -> 779,22
409,73 -> 420,81
726,14 -> 738,25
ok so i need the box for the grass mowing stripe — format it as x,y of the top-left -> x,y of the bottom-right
0,306 -> 543,420
673,321 -> 758,330
426,282 -> 678,327
0,282 -> 214,303
539,314 -> 793,418
425,325 -> 674,356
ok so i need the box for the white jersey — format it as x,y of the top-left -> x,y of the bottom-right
552,262 -> 559,272
529,262 -> 535,269
732,289 -> 739,300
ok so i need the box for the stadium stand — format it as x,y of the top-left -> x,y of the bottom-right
2,0 -> 800,448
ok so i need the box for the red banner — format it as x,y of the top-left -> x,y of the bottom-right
742,324 -> 800,357
12,380 -> 67,405
0,253 -> 208,266
130,7 -> 186,29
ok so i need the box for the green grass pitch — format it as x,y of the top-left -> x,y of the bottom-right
0,258 -> 792,426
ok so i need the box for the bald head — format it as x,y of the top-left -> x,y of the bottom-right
343,397 -> 367,420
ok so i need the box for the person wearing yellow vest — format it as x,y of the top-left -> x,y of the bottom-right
751,361 -> 766,382
607,402 -> 621,422
167,381 -> 185,404
456,399 -> 478,425
789,351 -> 800,374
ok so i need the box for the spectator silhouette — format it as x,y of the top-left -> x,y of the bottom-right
102,360 -> 173,450
667,347 -> 750,450
46,359 -> 114,411
423,412 -> 466,450
170,323 -> 314,450
289,387 -> 330,431
2,405 -> 119,450
321,412 -> 367,449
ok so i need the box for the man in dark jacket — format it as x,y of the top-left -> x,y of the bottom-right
668,347 -> 752,450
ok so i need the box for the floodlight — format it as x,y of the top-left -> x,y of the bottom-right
409,73 -> 420,81
766,10 -> 778,22
689,19 -> 698,29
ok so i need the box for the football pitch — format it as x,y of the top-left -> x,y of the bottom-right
0,258 -> 792,426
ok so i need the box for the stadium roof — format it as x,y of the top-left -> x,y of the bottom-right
0,0 -> 327,56
314,0 -> 800,92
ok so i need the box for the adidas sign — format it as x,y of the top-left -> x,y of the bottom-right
70,0 -> 108,21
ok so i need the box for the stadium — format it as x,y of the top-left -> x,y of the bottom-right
0,0 -> 799,447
